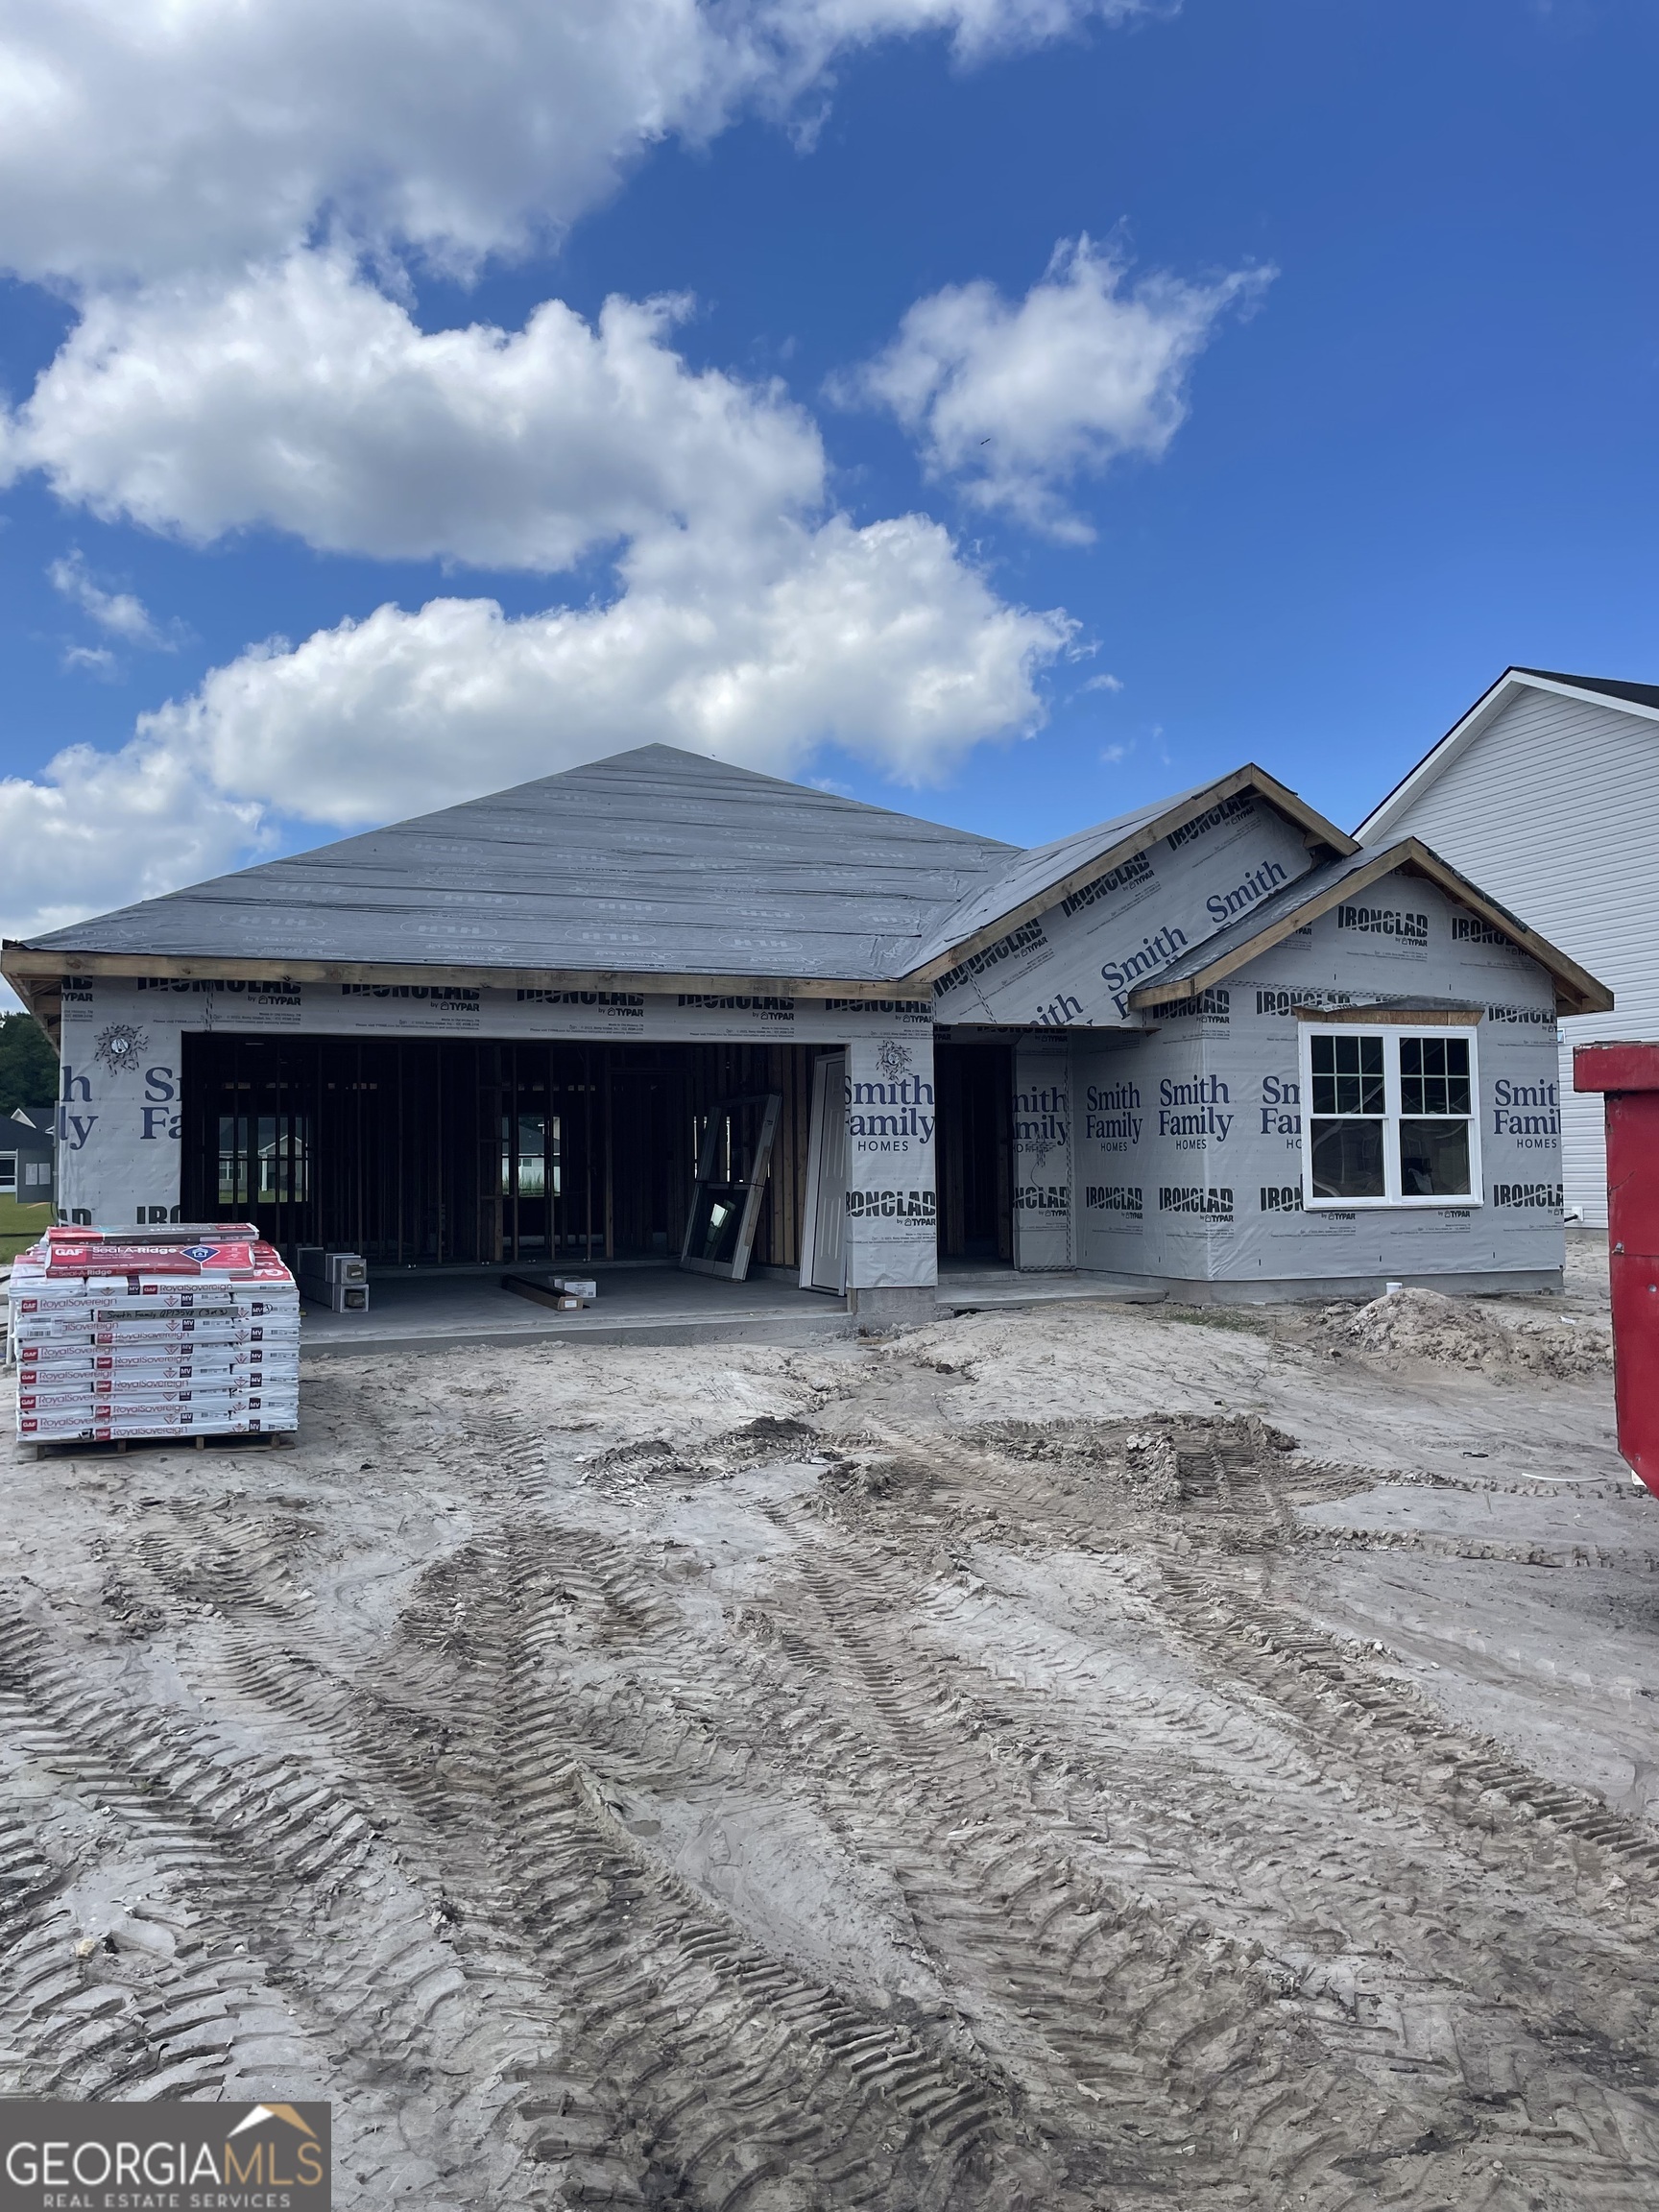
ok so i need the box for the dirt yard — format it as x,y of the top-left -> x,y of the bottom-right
3,1249 -> 1657,2210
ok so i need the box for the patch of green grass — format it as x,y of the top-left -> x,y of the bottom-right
1162,1304 -> 1272,1334
0,1193 -> 52,1265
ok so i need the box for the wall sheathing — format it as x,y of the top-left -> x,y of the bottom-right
1072,868 -> 1565,1292
931,789 -> 1318,1030
1011,1038 -> 1071,1269
56,980 -> 937,1295
49,855 -> 1566,1300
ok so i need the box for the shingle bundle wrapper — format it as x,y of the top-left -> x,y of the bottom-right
9,1225 -> 301,1443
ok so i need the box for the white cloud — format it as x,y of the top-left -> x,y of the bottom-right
2,249 -> 1071,818
849,234 -> 1271,538
0,2 -> 1148,285
0,1 -> 1146,948
0,735 -> 264,946
48,548 -> 168,644
12,252 -> 825,571
1,510 -> 1069,941
149,512 -> 1070,823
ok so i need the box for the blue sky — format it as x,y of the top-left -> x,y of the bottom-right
2,0 -> 1655,963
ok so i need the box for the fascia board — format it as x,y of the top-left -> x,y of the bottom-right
1355,674 -> 1524,844
0,944 -> 917,1002
1358,668 -> 1659,845
1127,838 -> 1615,1019
900,764 -> 1355,991
1517,669 -> 1659,725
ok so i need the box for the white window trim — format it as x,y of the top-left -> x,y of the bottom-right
1298,1023 -> 1483,1210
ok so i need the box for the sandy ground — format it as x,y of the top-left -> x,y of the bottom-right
3,1246 -> 1657,2210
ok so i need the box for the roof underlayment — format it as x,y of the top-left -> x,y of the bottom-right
10,745 -> 1335,988
18,746 -> 1017,984
0,741 -> 1606,1014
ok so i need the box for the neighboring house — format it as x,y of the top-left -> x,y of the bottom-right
1,743 -> 1608,1307
1358,668 -> 1656,1226
2,1105 -> 55,1208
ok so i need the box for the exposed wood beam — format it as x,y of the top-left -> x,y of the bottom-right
0,943 -> 919,1003
1128,840 -> 1613,1019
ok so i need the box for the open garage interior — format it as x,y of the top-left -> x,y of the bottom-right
179,1033 -> 828,1273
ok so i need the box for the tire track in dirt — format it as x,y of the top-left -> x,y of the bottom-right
745,1507 -> 1421,2207
0,1598 -> 552,2207
8,1361 -> 1657,2209
118,1411 -> 1063,2208
745,1413 -> 1659,2207
459,1411 -> 1054,2211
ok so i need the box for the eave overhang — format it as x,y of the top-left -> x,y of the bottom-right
0,945 -> 918,1048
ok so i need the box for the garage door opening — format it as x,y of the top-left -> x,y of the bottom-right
180,1033 -> 826,1274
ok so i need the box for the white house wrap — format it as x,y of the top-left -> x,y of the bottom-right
3,742 -> 1609,1312
1073,867 -> 1566,1292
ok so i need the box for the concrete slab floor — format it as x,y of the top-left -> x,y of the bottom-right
294,1260 -> 1171,1355
300,1262 -> 852,1356
935,1260 -> 1166,1312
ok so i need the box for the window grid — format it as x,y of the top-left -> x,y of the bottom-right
1301,1027 -> 1480,1208
1310,1033 -> 1385,1118
1400,1035 -> 1471,1118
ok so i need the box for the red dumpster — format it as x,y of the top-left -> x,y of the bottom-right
1575,1042 -> 1659,1499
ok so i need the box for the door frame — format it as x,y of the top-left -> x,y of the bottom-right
797,1050 -> 848,1294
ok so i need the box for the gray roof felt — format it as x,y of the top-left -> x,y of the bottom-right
27,746 -> 1021,982
23,745 -> 1329,987
910,782 -> 1214,968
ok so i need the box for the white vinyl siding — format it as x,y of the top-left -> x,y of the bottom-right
1367,686 -> 1659,1226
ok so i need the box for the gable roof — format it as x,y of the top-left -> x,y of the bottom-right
1125,837 -> 1614,1019
1,1111 -> 54,1152
1513,668 -> 1659,712
1,743 -> 1351,1004
1357,666 -> 1659,845
909,763 -> 1354,985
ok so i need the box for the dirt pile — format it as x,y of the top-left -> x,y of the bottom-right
1335,1286 -> 1612,1377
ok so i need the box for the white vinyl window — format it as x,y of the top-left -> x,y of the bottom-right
1299,1025 -> 1481,1208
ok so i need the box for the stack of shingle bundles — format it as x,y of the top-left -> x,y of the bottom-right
10,1226 -> 301,1446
